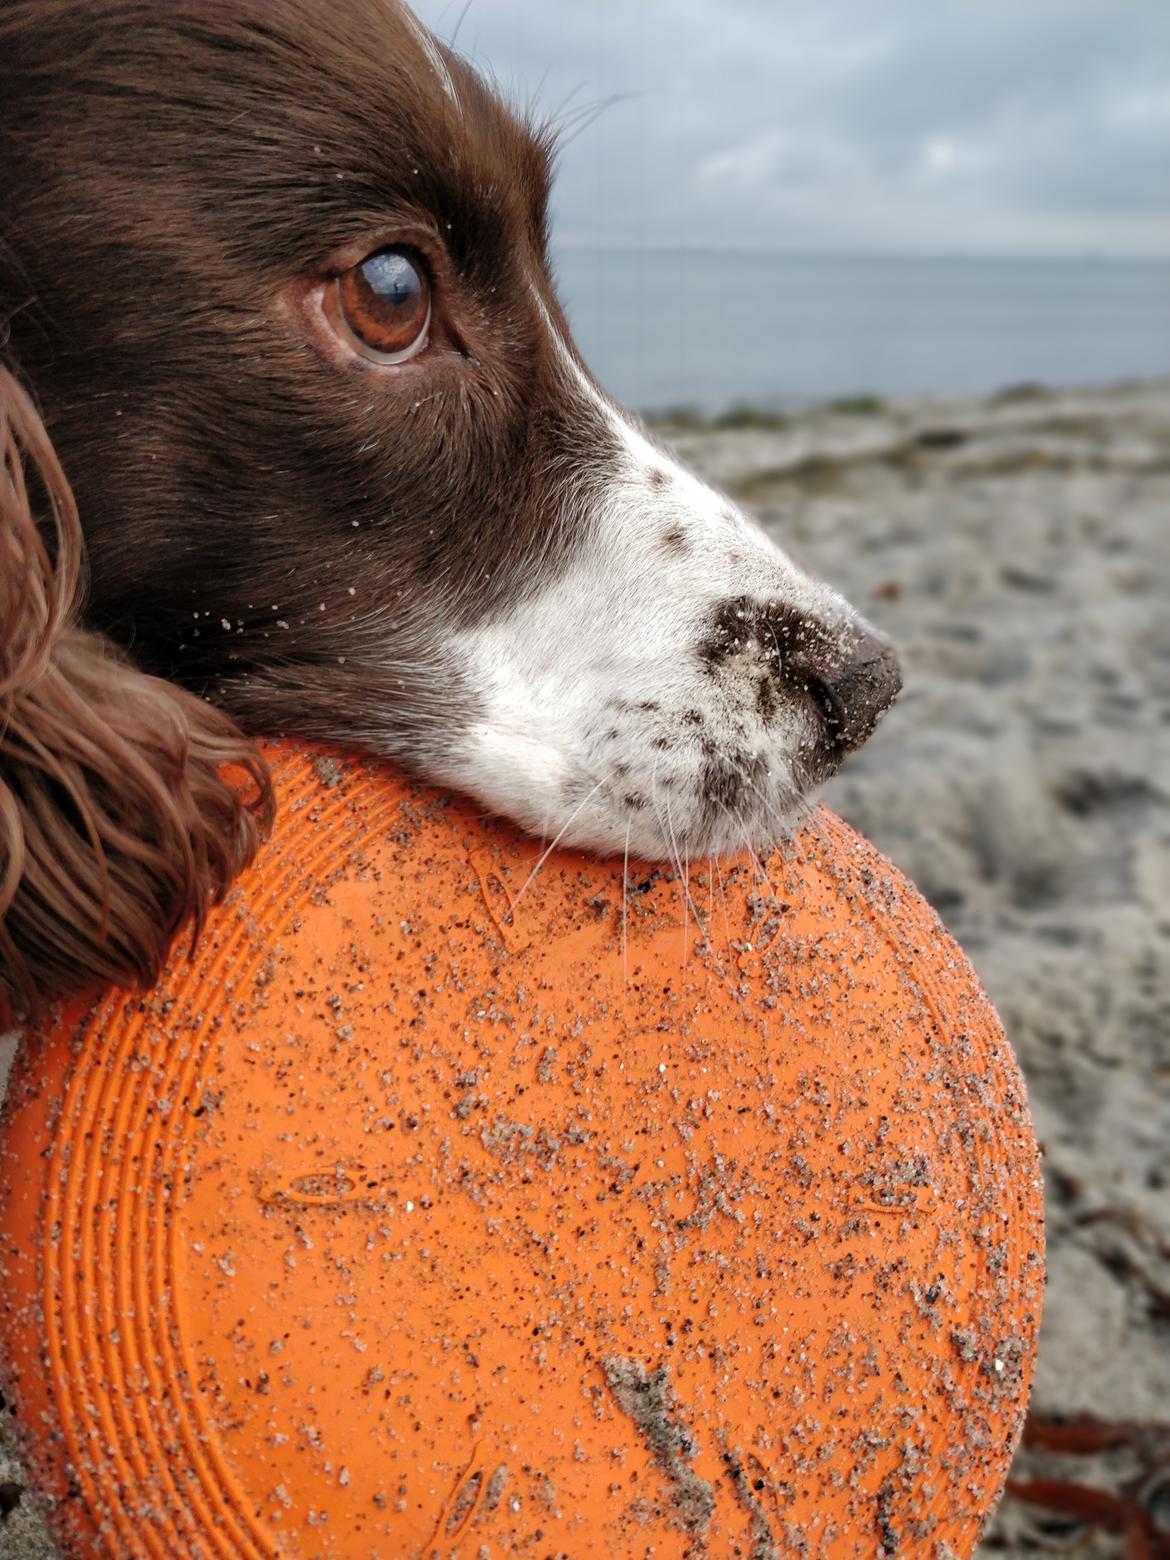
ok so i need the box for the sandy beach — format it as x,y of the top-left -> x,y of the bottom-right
2,379 -> 1167,1557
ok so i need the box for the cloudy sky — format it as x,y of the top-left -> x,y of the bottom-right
411,0 -> 1170,258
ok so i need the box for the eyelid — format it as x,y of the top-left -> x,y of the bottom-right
317,221 -> 445,281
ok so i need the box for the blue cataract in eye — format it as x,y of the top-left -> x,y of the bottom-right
361,250 -> 419,307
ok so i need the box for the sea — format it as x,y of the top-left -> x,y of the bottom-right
550,247 -> 1170,417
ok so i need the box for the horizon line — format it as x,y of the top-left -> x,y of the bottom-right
550,236 -> 1170,266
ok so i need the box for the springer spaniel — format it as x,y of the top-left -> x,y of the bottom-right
0,0 -> 900,1023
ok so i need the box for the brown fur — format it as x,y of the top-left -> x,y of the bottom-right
0,366 -> 272,1024
0,0 -> 592,1016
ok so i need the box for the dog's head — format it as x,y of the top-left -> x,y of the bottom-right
1,0 -> 899,863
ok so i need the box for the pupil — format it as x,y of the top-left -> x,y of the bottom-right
360,250 -> 419,309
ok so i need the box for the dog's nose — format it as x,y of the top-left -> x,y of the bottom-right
802,627 -> 902,753
699,596 -> 901,754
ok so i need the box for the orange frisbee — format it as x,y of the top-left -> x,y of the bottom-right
0,742 -> 1042,1559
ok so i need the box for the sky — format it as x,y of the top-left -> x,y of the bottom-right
410,0 -> 1170,259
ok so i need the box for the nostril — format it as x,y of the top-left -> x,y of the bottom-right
805,673 -> 844,734
699,597 -> 901,753
810,632 -> 902,752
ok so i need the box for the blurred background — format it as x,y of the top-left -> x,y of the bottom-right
415,0 -> 1168,417
409,4 -> 1170,1555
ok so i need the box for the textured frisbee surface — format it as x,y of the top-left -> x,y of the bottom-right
0,743 -> 1042,1559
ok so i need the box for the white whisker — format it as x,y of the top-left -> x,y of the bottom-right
509,775 -> 606,916
622,821 -> 631,985
713,855 -> 732,957
663,788 -> 710,966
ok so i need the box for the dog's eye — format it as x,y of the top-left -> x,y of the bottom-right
327,248 -> 431,364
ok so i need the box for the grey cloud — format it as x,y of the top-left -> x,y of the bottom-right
412,0 -> 1170,256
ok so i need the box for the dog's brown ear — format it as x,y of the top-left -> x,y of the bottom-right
0,364 -> 274,1027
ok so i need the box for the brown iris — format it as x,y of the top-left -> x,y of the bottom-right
329,248 -> 430,363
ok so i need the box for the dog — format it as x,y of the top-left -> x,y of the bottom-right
0,0 -> 900,1024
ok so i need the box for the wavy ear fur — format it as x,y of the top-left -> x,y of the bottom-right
0,364 -> 273,1026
